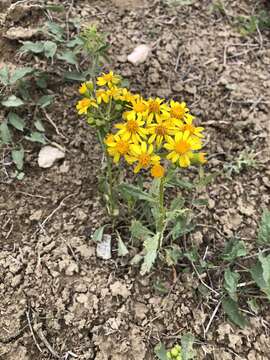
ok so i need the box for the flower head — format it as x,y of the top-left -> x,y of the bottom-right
104,134 -> 130,163
169,100 -> 189,121
151,163 -> 165,178
76,98 -> 97,115
96,88 -> 109,104
164,130 -> 202,168
125,97 -> 148,121
97,71 -> 120,88
127,142 -> 160,173
147,117 -> 175,147
174,113 -> 204,138
115,118 -> 148,144
106,86 -> 122,100
147,97 -> 170,123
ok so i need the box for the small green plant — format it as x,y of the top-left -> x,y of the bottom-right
236,11 -> 270,36
224,149 -> 257,176
155,334 -> 196,360
220,212 -> 270,328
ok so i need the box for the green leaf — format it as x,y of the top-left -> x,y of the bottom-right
130,254 -> 143,265
20,41 -> 44,54
57,51 -> 78,65
0,121 -> 12,144
196,172 -> 218,187
46,21 -> 64,41
37,95 -> 54,108
130,220 -> 153,240
43,41 -> 57,59
247,298 -> 260,314
9,67 -> 34,84
250,260 -> 270,300
118,183 -> 156,203
170,196 -> 185,211
45,4 -> 65,12
168,177 -> 194,190
165,245 -> 182,266
34,118 -> 45,132
66,37 -> 84,48
0,65 -> 9,85
170,216 -> 194,240
16,171 -> 25,180
140,233 -> 159,275
63,71 -> 86,81
1,95 -> 24,107
92,225 -> 106,243
222,297 -> 248,329
222,240 -> 247,261
11,147 -> 24,170
154,342 -> 167,360
117,232 -> 129,256
258,253 -> 270,285
25,131 -> 46,144
181,333 -> 196,360
257,210 -> 270,245
224,269 -> 240,301
8,112 -> 25,131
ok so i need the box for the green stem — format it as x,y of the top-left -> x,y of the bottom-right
157,177 -> 165,248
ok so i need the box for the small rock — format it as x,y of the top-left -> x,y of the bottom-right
96,234 -> 111,260
11,273 -> 22,287
38,146 -> 65,168
127,44 -> 151,65
29,209 -> 42,221
5,27 -> 39,40
134,302 -> 148,320
110,281 -> 131,298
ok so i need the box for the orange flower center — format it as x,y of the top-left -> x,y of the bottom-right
170,105 -> 185,120
127,120 -> 139,133
81,98 -> 91,107
175,140 -> 191,154
139,154 -> 151,168
134,102 -> 147,113
151,164 -> 165,178
116,140 -> 129,155
183,124 -> 195,133
104,73 -> 113,82
155,124 -> 167,136
148,101 -> 160,113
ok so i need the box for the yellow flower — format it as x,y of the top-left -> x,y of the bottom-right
125,97 -> 148,121
104,134 -> 130,163
147,97 -> 170,123
147,117 -> 175,147
151,163 -> 165,178
96,89 -> 109,104
119,88 -> 136,103
79,81 -> 93,94
76,98 -> 97,115
174,114 -> 204,138
169,100 -> 189,121
191,152 -> 207,165
106,86 -> 122,100
79,83 -> 88,95
164,130 -> 202,168
127,141 -> 160,173
115,118 -> 148,144
97,71 -> 120,88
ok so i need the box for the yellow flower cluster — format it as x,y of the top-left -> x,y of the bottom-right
77,71 -> 206,178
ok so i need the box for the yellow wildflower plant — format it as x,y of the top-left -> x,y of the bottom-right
127,142 -> 160,173
164,130 -> 202,168
76,98 -> 98,115
104,133 -> 131,164
115,118 -> 148,144
97,71 -> 120,88
119,88 -> 137,103
147,97 -> 170,123
79,81 -> 94,95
